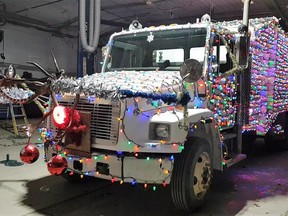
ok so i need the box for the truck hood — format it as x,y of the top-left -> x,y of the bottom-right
0,70 -> 184,105
52,70 -> 182,97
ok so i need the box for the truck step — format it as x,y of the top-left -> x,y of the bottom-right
16,124 -> 27,128
14,114 -> 26,118
222,133 -> 237,141
224,154 -> 246,167
11,105 -> 22,108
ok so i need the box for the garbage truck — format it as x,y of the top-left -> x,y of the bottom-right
0,0 -> 287,212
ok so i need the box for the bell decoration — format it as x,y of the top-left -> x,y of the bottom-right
20,144 -> 40,164
47,155 -> 68,175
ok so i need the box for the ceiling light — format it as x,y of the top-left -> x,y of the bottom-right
146,1 -> 152,5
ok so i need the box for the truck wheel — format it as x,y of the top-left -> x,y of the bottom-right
242,131 -> 257,154
265,132 -> 288,151
171,138 -> 212,212
265,111 -> 288,151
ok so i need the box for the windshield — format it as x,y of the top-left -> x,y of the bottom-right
104,27 -> 207,71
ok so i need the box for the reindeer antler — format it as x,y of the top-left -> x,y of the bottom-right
26,61 -> 54,79
0,54 -> 65,140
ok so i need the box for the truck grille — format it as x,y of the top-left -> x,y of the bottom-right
48,100 -> 120,145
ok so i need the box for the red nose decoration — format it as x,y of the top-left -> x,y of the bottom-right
20,145 -> 39,164
52,105 -> 81,129
47,155 -> 68,175
53,105 -> 69,129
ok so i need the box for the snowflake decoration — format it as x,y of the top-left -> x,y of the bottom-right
147,32 -> 154,43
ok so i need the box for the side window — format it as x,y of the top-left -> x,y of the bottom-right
189,47 -> 205,63
109,41 -> 143,69
188,41 -> 228,67
212,35 -> 232,74
215,46 -> 228,64
219,46 -> 232,73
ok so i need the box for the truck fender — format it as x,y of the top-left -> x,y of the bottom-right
185,109 -> 222,171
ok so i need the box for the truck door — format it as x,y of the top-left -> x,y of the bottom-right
209,34 -> 237,131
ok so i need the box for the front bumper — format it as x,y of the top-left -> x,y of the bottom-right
45,146 -> 174,184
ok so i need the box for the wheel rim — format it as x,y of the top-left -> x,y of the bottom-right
193,151 -> 212,199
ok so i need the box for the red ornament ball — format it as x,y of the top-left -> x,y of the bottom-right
20,145 -> 40,164
47,155 -> 68,175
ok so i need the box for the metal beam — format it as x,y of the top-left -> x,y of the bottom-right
102,0 -> 167,10
54,17 -> 129,29
0,10 -> 76,38
145,10 -> 273,26
52,16 -> 78,28
6,19 -> 76,38
262,0 -> 288,31
262,0 -> 288,20
0,10 -> 49,27
101,19 -> 129,28
15,0 -> 64,13
243,0 -> 252,26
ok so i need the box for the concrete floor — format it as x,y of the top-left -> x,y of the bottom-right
0,120 -> 288,216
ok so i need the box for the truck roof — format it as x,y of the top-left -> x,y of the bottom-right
110,16 -> 282,39
111,22 -> 210,38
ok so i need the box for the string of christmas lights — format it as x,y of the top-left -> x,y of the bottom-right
247,18 -> 287,134
62,158 -> 173,190
217,17 -> 288,134
0,86 -> 35,103
206,29 -> 237,131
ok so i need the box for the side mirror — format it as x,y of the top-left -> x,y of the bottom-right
180,59 -> 202,83
235,35 -> 250,68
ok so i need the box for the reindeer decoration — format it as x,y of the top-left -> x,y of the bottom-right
0,54 -> 87,167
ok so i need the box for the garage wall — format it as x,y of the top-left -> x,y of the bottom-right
1,23 -> 77,78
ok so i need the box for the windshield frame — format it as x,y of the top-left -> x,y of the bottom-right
101,23 -> 211,73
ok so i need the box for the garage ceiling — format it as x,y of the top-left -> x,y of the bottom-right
0,0 -> 287,45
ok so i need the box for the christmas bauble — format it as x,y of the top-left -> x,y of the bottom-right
20,145 -> 39,164
47,155 -> 68,175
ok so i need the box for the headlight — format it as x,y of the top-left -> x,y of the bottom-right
155,124 -> 169,138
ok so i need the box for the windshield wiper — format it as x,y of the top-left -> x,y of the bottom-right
158,60 -> 171,70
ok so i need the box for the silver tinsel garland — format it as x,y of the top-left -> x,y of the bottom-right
0,87 -> 35,104
0,95 -> 10,104
51,70 -> 182,99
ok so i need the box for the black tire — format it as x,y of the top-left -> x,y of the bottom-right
265,133 -> 288,151
171,137 -> 213,212
265,111 -> 288,151
242,131 -> 258,154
